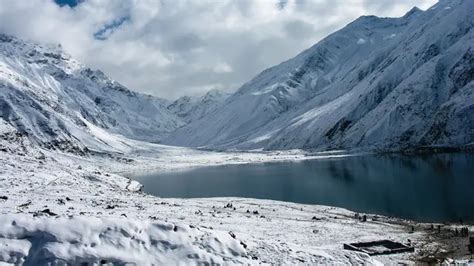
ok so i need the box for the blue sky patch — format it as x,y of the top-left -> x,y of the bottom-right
93,16 -> 131,41
54,0 -> 83,8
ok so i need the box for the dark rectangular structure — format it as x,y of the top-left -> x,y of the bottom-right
343,240 -> 414,256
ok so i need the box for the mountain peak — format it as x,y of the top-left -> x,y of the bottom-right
403,7 -> 423,18
354,15 -> 381,24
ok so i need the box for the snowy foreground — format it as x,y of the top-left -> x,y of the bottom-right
1,125 -> 473,264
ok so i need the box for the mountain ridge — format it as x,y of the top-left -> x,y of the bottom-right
164,0 -> 474,152
0,33 -> 184,152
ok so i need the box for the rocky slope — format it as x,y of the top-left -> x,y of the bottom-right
165,0 -> 474,151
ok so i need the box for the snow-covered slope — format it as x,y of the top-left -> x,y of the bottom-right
0,34 -> 184,152
165,0 -> 474,151
167,89 -> 230,124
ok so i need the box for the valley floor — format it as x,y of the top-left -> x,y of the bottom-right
0,134 -> 473,264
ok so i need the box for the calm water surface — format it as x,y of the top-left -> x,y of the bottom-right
131,153 -> 474,222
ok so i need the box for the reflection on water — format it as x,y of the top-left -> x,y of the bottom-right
131,153 -> 474,222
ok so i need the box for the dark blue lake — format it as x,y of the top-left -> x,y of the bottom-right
131,153 -> 474,222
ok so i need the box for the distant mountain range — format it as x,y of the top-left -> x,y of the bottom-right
1,0 -> 473,153
167,90 -> 231,124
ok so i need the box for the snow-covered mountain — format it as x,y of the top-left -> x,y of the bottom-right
165,0 -> 474,151
1,0 -> 473,154
167,89 -> 230,123
0,34 -> 184,153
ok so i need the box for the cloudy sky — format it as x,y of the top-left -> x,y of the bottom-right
0,0 -> 437,99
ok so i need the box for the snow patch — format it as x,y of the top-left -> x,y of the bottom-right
0,214 -> 249,265
384,33 -> 397,40
251,83 -> 279,95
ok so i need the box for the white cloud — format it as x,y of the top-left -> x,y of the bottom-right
213,62 -> 233,74
0,0 -> 438,99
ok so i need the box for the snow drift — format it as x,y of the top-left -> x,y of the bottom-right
0,214 -> 249,265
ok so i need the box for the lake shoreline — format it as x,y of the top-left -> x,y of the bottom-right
1,142 -> 473,264
130,152 -> 474,224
